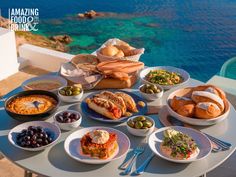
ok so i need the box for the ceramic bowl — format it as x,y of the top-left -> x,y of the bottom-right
139,66 -> 190,90
166,88 -> 230,126
126,115 -> 155,137
58,88 -> 83,103
8,121 -> 61,151
139,84 -> 164,101
53,110 -> 82,131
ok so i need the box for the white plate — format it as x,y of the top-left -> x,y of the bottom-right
8,121 -> 61,151
139,66 -> 190,90
166,88 -> 230,126
148,126 -> 212,163
64,127 -> 130,164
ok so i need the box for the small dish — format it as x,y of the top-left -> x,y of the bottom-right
139,66 -> 190,90
58,86 -> 83,103
8,121 -> 61,151
64,126 -> 130,164
139,84 -> 163,101
22,75 -> 67,93
126,115 -> 155,137
54,110 -> 82,131
148,126 -> 212,163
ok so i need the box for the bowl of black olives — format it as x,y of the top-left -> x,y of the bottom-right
54,110 -> 82,131
126,115 -> 155,137
58,85 -> 83,103
8,121 -> 61,151
139,84 -> 163,101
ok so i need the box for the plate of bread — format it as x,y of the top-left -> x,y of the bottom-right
81,90 -> 147,123
166,85 -> 230,126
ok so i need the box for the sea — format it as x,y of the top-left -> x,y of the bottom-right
1,0 -> 236,82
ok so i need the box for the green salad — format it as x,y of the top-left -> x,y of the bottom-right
146,69 -> 183,85
162,129 -> 198,159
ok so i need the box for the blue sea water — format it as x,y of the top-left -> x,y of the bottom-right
1,0 -> 236,82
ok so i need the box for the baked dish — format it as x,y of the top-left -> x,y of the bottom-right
161,129 -> 199,160
86,91 -> 139,120
170,85 -> 227,119
80,129 -> 118,159
7,95 -> 57,115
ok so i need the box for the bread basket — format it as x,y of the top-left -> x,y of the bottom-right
95,38 -> 145,62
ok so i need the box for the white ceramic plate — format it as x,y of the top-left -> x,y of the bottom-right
166,88 -> 230,126
64,126 -> 130,164
139,66 -> 190,90
8,121 -> 61,151
148,126 -> 212,163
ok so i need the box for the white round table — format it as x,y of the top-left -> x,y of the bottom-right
0,78 -> 235,177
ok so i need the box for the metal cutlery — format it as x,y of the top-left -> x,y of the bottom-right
121,146 -> 145,175
133,153 -> 155,175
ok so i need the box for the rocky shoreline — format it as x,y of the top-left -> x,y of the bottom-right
0,16 -> 71,53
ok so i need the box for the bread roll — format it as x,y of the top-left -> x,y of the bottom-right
195,102 -> 222,119
87,97 -> 122,119
170,96 -> 194,111
192,85 -> 226,99
114,45 -> 134,56
176,103 -> 195,117
100,45 -> 119,56
96,91 -> 127,115
115,92 -> 138,112
191,91 -> 224,111
114,50 -> 124,58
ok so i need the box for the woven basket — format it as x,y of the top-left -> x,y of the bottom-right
94,38 -> 145,62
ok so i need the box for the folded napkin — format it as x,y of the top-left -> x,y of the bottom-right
59,62 -> 103,90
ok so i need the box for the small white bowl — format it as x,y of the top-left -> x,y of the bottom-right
54,110 -> 82,131
8,121 -> 61,152
126,115 -> 155,137
139,84 -> 163,101
58,89 -> 83,103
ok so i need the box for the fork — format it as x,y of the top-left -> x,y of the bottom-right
121,146 -> 145,175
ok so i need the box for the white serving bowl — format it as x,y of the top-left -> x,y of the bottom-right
58,89 -> 83,103
126,115 -> 155,137
139,84 -> 163,101
8,121 -> 61,151
166,88 -> 230,126
139,66 -> 190,90
21,75 -> 67,93
53,110 -> 82,131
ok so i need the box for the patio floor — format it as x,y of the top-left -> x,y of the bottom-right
0,66 -> 236,177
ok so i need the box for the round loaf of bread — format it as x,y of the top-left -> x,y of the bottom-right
114,50 -> 124,58
176,103 -> 195,117
195,102 -> 222,119
100,45 -> 119,56
192,85 -> 226,99
170,96 -> 194,111
191,91 -> 225,112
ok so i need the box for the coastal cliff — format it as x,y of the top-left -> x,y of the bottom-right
0,16 -> 69,52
